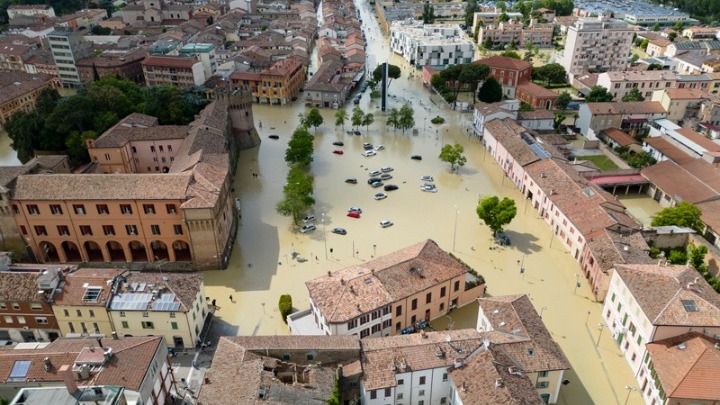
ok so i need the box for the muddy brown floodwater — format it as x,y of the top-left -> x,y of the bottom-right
201,1 -> 646,404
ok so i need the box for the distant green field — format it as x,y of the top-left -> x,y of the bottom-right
581,155 -> 618,171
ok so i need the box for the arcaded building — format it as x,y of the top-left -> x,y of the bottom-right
11,89 -> 258,270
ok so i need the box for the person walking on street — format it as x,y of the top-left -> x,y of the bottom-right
229,295 -> 233,302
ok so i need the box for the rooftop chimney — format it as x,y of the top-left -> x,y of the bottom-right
44,357 -> 51,372
60,365 -> 79,395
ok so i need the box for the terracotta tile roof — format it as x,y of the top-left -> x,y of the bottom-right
450,348 -> 545,405
641,160 -> 719,204
0,71 -> 54,105
585,229 -> 652,273
613,263 -> 720,326
13,173 -> 192,201
93,125 -> 187,148
676,128 -> 720,153
664,88 -> 710,100
113,272 -> 203,313
225,335 -> 360,351
475,56 -> 532,71
697,199 -> 720,232
525,159 -> 639,236
306,240 -> 468,323
646,333 -> 720,401
141,55 -> 197,69
585,101 -> 666,115
198,336 -> 345,405
474,101 -> 513,117
478,295 -> 569,373
360,329 -> 486,390
601,128 -> 637,147
517,110 -> 554,120
485,118 -> 542,167
0,43 -> 31,56
52,268 -> 126,307
681,159 -> 720,191
650,37 -> 672,47
516,81 -> 558,99
0,272 -> 42,302
0,336 -> 162,390
601,70 -> 677,82
643,137 -> 694,164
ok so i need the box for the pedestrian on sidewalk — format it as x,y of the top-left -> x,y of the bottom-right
211,299 -> 216,308
229,294 -> 233,302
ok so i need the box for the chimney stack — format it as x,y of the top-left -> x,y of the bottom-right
59,365 -> 79,395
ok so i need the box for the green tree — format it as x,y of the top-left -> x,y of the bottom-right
640,38 -> 649,50
482,35 -> 493,49
496,1 -> 507,11
668,32 -> 678,42
476,196 -> 517,236
301,108 -> 324,133
370,89 -> 381,99
647,63 -> 664,70
397,103 -> 415,134
285,127 -> 315,167
668,249 -> 688,264
630,53 -> 640,64
556,92 -> 572,109
421,3 -> 436,23
278,294 -> 292,323
478,77 -> 503,103
387,107 -> 399,130
35,88 -> 61,116
507,38 -> 517,50
585,85 -> 613,102
65,130 -> 97,167
500,50 -> 521,59
334,108 -> 347,131
498,12 -> 510,22
673,21 -> 684,32
652,23 -> 660,31
361,113 -> 374,135
351,107 -> 364,130
465,0 -> 479,26
438,142 -> 467,171
688,243 -> 709,273
3,111 -> 43,163
327,378 -> 341,405
522,51 -> 533,63
276,167 -> 315,225
651,202 -> 704,232
622,87 -> 645,102
533,63 -> 567,86
372,64 -> 401,88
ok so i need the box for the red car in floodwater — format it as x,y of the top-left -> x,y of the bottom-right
347,211 -> 360,218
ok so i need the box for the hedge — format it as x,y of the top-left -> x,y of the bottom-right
279,294 -> 293,323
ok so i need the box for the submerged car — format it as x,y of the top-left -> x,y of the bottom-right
345,178 -> 358,184
368,177 -> 382,184
362,143 -> 373,150
380,220 -> 394,228
332,141 -> 344,146
371,181 -> 384,188
348,207 -> 362,213
421,175 -> 434,182
380,173 -> 392,180
362,150 -> 376,157
381,166 -> 393,172
332,150 -> 344,155
268,134 -> 280,140
421,184 -> 437,193
374,193 -> 387,200
347,211 -> 361,218
299,224 -> 316,233
495,232 -> 511,246
384,184 -> 399,191
302,214 -> 316,222
332,227 -> 347,235
411,155 -> 422,160
369,170 -> 381,177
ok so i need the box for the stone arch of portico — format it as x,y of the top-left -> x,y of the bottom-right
38,241 -> 60,263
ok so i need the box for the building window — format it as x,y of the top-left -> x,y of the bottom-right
131,146 -> 137,154
126,225 -> 138,235
168,145 -> 173,152
171,321 -> 178,330
12,204 -> 19,214
396,305 -> 402,316
104,153 -> 111,161
80,225 -> 92,236
50,204 -> 63,215
103,225 -> 115,236
385,388 -> 391,397
30,303 -> 42,311
96,204 -> 109,215
151,225 -> 161,235
121,321 -> 129,328
120,204 -> 133,215
159,145 -> 164,152
166,204 -> 177,214
68,322 -> 75,333
396,322 -> 401,331
141,321 -> 154,329
454,280 -> 460,291
3,316 -> 12,323
119,311 -> 125,317
150,146 -> 155,152
143,204 -> 156,214
57,225 -> 70,236
174,225 -> 183,235
76,309 -> 81,317
63,309 -> 69,316
20,226 -> 27,235
17,316 -> 26,324
440,286 -> 446,297
538,371 -> 549,377
442,373 -> 448,381
73,204 -> 86,215
419,376 -> 426,385
370,391 -> 377,400
397,393 -> 404,399
27,204 -> 40,215
88,310 -> 95,317
426,292 -> 432,304
34,226 -> 47,236
411,299 -> 417,310
536,381 -> 550,389
419,390 -> 425,396
142,311 -> 148,317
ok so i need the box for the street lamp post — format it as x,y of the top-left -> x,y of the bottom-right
623,386 -> 638,405
373,244 -> 377,257
574,274 -> 582,295
585,310 -> 591,324
540,306 -> 548,319
424,117 -> 427,136
452,206 -> 459,251
322,213 -> 328,259
596,323 -> 608,347
518,254 -> 527,275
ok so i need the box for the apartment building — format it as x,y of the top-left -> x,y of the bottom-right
576,101 -> 667,140
179,43 -> 216,81
121,0 -> 190,27
651,88 -> 709,125
475,56 -> 532,98
648,119 -> 720,160
472,99 -> 520,136
6,4 -> 56,19
0,269 -> 63,342
76,48 -> 148,84
559,16 -> 634,77
0,336 -> 173,405
51,268 -> 126,338
141,55 -> 205,87
291,239 -> 485,337
0,42 -> 32,72
602,264 -> 720,404
472,11 -> 522,31
230,57 -> 306,105
47,29 -> 92,87
482,118 -> 548,189
682,26 -> 720,41
641,333 -> 720,405
596,70 -> 677,101
0,71 -> 57,124
108,272 -> 207,348
478,19 -> 553,49
476,295 -> 570,403
390,20 -> 475,68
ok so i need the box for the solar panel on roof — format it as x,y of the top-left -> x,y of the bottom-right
130,283 -> 138,292
138,283 -> 146,292
9,361 -> 31,381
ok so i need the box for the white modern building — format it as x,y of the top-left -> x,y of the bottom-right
559,16 -> 634,77
47,29 -> 92,87
389,20 -> 475,68
601,263 -> 720,402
